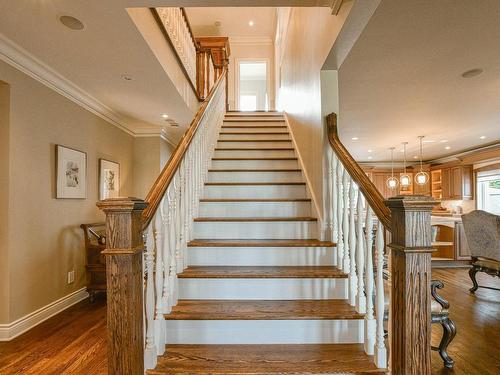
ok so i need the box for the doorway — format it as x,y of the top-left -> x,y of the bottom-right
236,60 -> 269,111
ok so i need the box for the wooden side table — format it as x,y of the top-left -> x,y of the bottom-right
80,223 -> 107,302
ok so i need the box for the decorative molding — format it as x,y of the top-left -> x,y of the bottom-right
331,0 -> 344,15
0,33 -> 136,136
0,288 -> 88,341
229,36 -> 273,45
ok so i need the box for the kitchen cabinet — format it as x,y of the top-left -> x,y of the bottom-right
431,165 -> 473,200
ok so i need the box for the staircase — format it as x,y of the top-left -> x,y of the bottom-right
149,112 -> 382,374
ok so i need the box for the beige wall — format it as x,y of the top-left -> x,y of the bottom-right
228,41 -> 275,110
0,61 -> 135,323
277,5 -> 353,220
0,81 -> 10,323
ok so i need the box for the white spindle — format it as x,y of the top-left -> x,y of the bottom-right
336,164 -> 344,269
342,170 -> 350,273
374,220 -> 387,368
144,225 -> 157,369
356,192 -> 366,314
364,206 -> 376,355
348,179 -> 358,306
153,213 -> 166,355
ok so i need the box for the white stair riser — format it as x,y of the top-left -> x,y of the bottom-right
221,127 -> 287,133
217,141 -> 292,148
219,133 -> 290,140
214,149 -> 296,158
165,319 -> 363,344
198,201 -> 311,217
179,278 -> 348,299
193,221 -> 317,239
211,159 -> 298,169
203,185 -> 307,199
223,121 -> 285,127
207,171 -> 303,183
187,246 -> 335,266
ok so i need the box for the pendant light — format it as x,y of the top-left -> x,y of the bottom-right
415,135 -> 429,185
400,142 -> 411,187
386,147 -> 399,189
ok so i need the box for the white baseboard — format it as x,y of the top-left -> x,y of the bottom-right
0,287 -> 89,341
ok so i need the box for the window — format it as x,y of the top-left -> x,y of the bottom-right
238,61 -> 268,111
240,95 -> 257,111
477,169 -> 500,214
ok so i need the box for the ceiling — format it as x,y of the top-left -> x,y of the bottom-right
184,7 -> 276,39
337,0 -> 500,163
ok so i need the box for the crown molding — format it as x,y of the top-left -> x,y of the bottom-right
0,33 -> 136,136
229,36 -> 273,45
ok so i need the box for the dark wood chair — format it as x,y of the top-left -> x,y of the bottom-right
462,210 -> 500,293
80,223 -> 107,302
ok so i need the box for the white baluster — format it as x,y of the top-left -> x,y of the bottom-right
336,164 -> 344,269
173,176 -> 183,273
167,186 -> 178,307
144,225 -> 157,369
342,170 -> 350,274
374,220 -> 387,368
348,179 -> 358,306
364,206 -> 375,355
159,196 -> 171,314
356,193 -> 366,314
153,213 -> 165,355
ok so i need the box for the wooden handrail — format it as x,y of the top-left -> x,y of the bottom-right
142,68 -> 227,227
326,113 -> 392,230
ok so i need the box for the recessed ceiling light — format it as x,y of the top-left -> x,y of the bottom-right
121,74 -> 133,81
445,146 -> 451,150
162,114 -> 169,119
59,15 -> 85,30
461,68 -> 484,78
249,20 -> 254,26
367,149 -> 372,153
351,137 -> 358,141
479,135 -> 486,139
413,155 -> 419,159
439,140 -> 448,143
367,156 -> 373,160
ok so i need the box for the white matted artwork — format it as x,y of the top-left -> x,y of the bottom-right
99,159 -> 120,200
56,145 -> 87,199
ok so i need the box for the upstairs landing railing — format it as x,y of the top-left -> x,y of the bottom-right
325,113 -> 436,374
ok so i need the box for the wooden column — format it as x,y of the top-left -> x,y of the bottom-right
386,195 -> 436,374
96,198 -> 148,375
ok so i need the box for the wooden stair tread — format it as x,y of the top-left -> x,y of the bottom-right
215,148 -> 294,151
220,132 -> 289,135
165,300 -> 363,320
178,266 -> 347,279
199,198 -> 311,202
224,119 -> 285,122
208,169 -> 301,172
149,344 -> 383,374
218,140 -> 291,142
212,157 -> 297,160
221,126 -> 287,128
188,239 -> 334,247
194,217 -> 317,222
205,182 -> 305,186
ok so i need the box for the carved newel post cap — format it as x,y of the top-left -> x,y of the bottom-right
385,195 -> 438,211
96,197 -> 148,212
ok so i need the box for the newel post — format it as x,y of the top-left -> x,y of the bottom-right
96,197 -> 148,375
386,195 -> 437,375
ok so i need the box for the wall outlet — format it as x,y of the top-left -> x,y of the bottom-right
67,270 -> 75,284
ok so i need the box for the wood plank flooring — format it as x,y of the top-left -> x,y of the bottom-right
0,268 -> 498,374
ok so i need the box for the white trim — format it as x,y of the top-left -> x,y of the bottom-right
229,36 -> 273,45
0,288 -> 89,341
235,58 -> 271,111
0,33 -> 136,136
284,112 -> 324,225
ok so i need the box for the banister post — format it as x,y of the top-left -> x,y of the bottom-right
385,195 -> 437,375
96,197 -> 148,375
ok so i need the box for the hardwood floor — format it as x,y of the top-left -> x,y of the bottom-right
0,268 -> 498,374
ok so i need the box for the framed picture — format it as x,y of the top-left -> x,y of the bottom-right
99,159 -> 120,200
56,145 -> 87,199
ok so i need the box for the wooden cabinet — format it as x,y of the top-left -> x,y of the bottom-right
454,222 -> 471,260
371,172 -> 399,199
431,165 -> 473,200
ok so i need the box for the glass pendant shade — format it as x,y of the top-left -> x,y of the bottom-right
415,171 -> 429,185
387,176 -> 399,189
400,173 -> 411,187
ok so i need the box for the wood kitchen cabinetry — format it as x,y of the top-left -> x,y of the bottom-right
431,220 -> 471,264
431,165 -> 473,200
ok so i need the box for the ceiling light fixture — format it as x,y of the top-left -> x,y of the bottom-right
368,149 -> 372,153
59,15 -> 85,30
415,136 -> 429,186
351,137 -> 359,141
162,114 -> 169,119
479,135 -> 486,139
386,147 -> 398,190
400,142 -> 411,188
445,146 -> 451,150
368,156 -> 373,160
249,20 -> 254,26
461,68 -> 484,78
